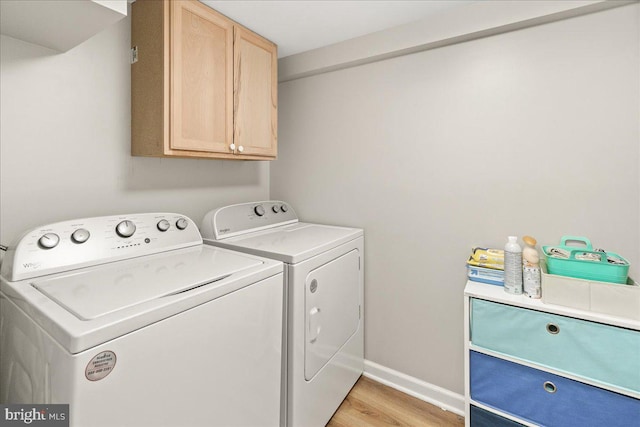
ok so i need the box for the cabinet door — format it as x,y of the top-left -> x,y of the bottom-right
170,1 -> 233,153
234,26 -> 277,158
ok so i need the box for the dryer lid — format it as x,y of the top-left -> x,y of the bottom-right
205,223 -> 363,264
31,246 -> 263,320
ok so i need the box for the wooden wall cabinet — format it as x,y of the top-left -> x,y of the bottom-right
131,0 -> 277,160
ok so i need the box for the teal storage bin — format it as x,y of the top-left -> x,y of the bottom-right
542,236 -> 629,284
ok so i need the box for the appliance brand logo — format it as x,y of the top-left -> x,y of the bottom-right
22,262 -> 41,270
1,405 -> 68,426
218,228 -> 230,234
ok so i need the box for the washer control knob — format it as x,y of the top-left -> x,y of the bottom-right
175,218 -> 188,230
116,220 -> 136,238
157,219 -> 170,232
280,204 -> 288,213
254,205 -> 265,217
71,229 -> 90,244
272,205 -> 279,213
38,233 -> 60,249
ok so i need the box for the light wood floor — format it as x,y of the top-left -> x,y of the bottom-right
327,376 -> 465,427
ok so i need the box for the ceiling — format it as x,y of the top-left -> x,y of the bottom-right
201,1 -> 475,58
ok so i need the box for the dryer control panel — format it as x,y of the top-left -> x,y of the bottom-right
201,201 -> 298,240
1,213 -> 202,282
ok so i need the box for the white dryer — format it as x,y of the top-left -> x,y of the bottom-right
0,213 -> 284,427
201,201 -> 364,427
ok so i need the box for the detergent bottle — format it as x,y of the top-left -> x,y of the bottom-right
504,236 -> 523,295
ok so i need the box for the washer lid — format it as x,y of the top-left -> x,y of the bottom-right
205,223 -> 363,264
32,247 -> 262,320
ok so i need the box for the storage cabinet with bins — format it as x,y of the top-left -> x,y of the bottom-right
131,0 -> 277,160
464,281 -> 640,427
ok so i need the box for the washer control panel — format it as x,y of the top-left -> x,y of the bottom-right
1,213 -> 202,282
201,201 -> 297,240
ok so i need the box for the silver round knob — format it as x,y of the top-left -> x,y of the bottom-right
71,229 -> 90,244
229,143 -> 236,152
254,205 -> 265,216
272,205 -> 279,213
175,218 -> 188,230
157,219 -> 170,232
115,220 -> 136,238
280,204 -> 288,213
38,233 -> 60,249
238,145 -> 244,153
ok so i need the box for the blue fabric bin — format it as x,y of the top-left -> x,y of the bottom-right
470,351 -> 640,427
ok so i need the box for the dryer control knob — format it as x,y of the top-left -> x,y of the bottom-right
272,205 -> 279,213
38,233 -> 60,249
116,220 -> 136,238
254,205 -> 266,217
176,218 -> 188,230
280,204 -> 288,213
71,228 -> 90,244
157,219 -> 170,232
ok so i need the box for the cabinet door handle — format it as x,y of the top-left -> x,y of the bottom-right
546,323 -> 560,334
238,145 -> 244,153
229,143 -> 236,152
543,381 -> 557,393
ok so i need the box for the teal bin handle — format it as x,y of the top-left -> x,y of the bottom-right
559,236 -> 593,251
568,249 -> 609,264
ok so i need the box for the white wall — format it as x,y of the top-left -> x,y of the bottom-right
0,13 -> 269,248
272,4 -> 640,396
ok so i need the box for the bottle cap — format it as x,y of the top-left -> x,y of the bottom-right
508,236 -> 518,242
523,235 -> 537,246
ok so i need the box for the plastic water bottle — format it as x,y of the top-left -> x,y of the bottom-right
522,235 -> 542,298
504,236 -> 523,295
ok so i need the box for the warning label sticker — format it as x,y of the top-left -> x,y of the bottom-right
85,351 -> 117,381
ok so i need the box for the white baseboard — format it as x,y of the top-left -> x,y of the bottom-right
363,359 -> 465,417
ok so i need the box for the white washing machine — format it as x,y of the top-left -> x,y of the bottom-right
201,201 -> 364,427
0,213 -> 284,427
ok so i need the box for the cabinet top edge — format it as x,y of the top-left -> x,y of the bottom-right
465,281 -> 640,330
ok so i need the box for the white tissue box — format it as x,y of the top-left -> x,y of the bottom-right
467,265 -> 504,286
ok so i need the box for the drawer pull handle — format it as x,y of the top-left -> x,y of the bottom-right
546,323 -> 560,334
543,381 -> 557,393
